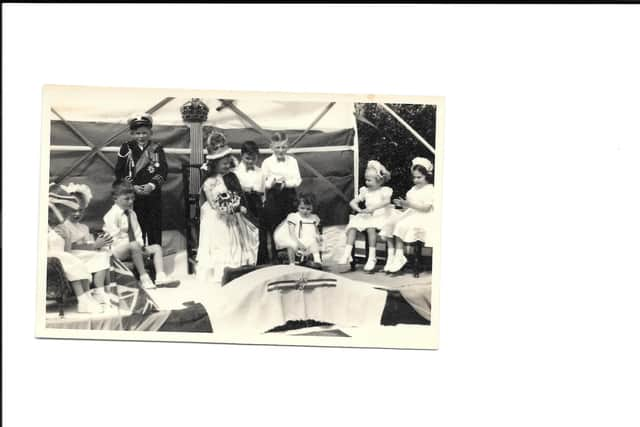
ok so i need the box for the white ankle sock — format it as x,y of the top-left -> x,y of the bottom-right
93,287 -> 107,303
387,247 -> 396,258
367,247 -> 376,260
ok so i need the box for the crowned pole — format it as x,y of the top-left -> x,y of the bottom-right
180,99 -> 209,274
180,99 -> 209,195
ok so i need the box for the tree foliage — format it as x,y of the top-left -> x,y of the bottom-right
355,103 -> 437,198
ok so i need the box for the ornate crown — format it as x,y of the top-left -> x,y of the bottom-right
180,98 -> 209,123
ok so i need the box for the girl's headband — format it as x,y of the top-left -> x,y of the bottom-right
366,160 -> 390,179
412,157 -> 434,173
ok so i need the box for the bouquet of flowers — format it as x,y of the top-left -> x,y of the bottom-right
212,191 -> 241,216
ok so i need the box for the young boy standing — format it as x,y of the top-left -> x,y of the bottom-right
114,114 -> 168,246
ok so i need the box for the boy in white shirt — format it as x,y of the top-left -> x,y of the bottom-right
261,132 -> 302,262
103,180 -> 178,289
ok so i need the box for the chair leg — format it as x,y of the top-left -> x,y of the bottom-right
413,241 -> 421,278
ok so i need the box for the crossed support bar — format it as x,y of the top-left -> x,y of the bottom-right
216,99 -> 352,204
51,97 -> 175,184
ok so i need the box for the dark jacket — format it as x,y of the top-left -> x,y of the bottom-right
114,141 -> 168,195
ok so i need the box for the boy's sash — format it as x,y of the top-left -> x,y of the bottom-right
132,142 -> 159,178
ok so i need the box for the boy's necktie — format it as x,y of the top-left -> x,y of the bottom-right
124,210 -> 136,242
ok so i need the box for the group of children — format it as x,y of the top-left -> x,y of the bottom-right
338,157 -> 435,274
195,130 -> 436,282
47,180 -> 178,314
47,116 -> 436,311
47,114 -> 178,314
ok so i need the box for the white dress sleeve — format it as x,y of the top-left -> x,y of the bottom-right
380,186 -> 393,203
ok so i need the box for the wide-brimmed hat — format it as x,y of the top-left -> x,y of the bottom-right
128,113 -> 153,130
49,183 -> 80,210
205,131 -> 232,160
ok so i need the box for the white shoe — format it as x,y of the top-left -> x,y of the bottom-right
383,254 -> 395,272
155,272 -> 170,284
140,274 -> 156,289
338,254 -> 352,265
363,256 -> 377,272
389,254 -> 408,274
77,298 -> 104,314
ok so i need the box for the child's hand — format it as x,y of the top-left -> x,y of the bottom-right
296,241 -> 307,252
393,198 -> 408,208
239,206 -> 247,214
95,233 -> 113,249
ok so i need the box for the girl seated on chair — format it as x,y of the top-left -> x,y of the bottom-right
57,183 -> 114,306
273,192 -> 323,265
379,157 -> 436,274
338,160 -> 398,272
48,184 -> 107,314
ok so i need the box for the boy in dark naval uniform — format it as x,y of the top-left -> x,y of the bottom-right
114,114 -> 168,246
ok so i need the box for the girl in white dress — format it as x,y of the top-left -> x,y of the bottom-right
197,133 -> 259,285
273,192 -> 322,265
58,183 -> 114,306
47,184 -> 104,313
338,160 -> 398,272
380,157 -> 436,274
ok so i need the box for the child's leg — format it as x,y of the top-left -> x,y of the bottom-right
339,228 -> 357,264
129,242 -> 149,276
389,237 -> 408,273
71,279 -> 103,313
145,244 -> 164,275
383,237 -> 397,272
364,228 -> 378,271
286,248 -> 296,264
91,269 -> 110,305
93,269 -> 107,288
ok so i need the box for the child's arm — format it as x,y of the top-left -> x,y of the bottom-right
350,187 -> 366,213
149,145 -> 168,191
202,179 -> 218,210
363,187 -> 393,212
403,199 -> 433,212
349,198 -> 363,213
71,233 -> 113,251
284,157 -> 302,188
102,211 -> 120,241
262,159 -> 276,190
114,143 -> 130,181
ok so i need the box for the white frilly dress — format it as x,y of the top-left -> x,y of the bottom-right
273,212 -> 321,254
345,186 -> 398,231
196,175 -> 259,285
48,227 -> 91,282
380,184 -> 436,247
59,220 -> 110,273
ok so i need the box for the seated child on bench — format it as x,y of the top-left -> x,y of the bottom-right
103,180 -> 177,289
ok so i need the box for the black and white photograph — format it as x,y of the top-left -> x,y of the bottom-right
37,85 -> 443,349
